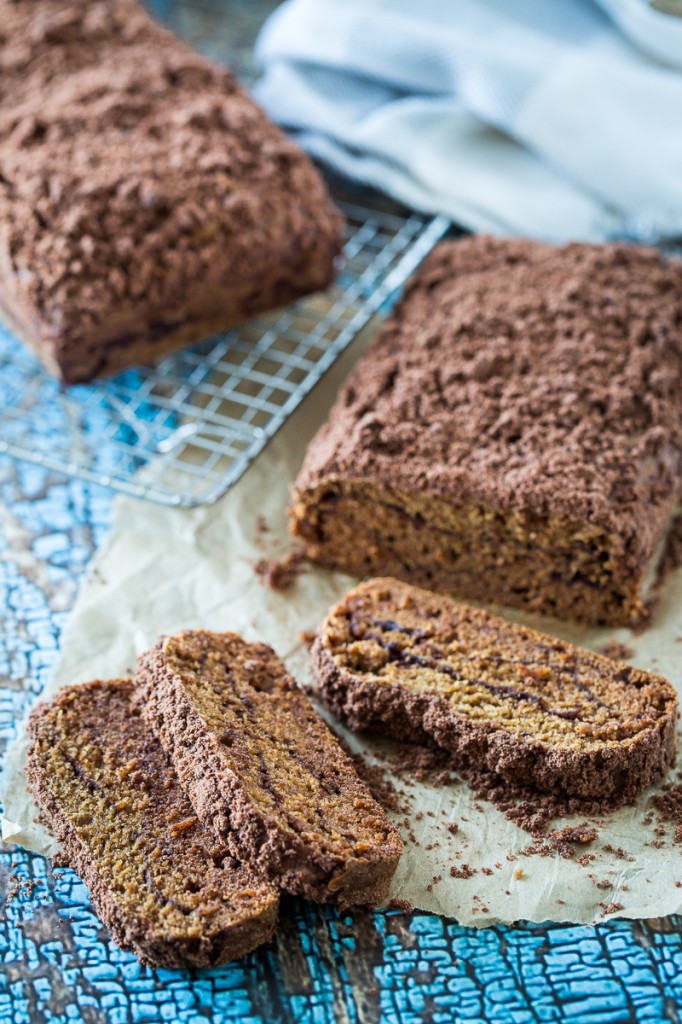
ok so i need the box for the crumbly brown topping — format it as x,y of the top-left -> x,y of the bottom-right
0,0 -> 342,359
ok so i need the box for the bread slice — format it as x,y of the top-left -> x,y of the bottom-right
312,578 -> 678,801
136,631 -> 403,907
26,679 -> 278,968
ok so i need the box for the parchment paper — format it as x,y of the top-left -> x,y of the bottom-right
4,329 -> 682,928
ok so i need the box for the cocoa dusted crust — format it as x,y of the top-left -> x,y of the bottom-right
136,631 -> 402,908
0,0 -> 344,383
291,236 -> 682,626
25,679 -> 279,969
312,579 -> 678,802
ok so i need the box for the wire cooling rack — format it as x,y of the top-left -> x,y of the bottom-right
0,204 -> 449,506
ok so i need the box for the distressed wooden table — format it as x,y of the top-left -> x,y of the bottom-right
2,2 -> 682,1021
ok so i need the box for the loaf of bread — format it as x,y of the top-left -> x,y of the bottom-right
26,678 -> 279,968
312,579 -> 678,801
136,630 -> 403,907
291,237 -> 682,626
0,0 -> 343,382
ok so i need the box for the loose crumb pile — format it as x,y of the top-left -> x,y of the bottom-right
450,864 -> 476,879
338,729 -> 682,917
362,738 -> 622,836
546,824 -> 599,858
253,547 -> 308,592
451,761 -> 615,836
346,751 -> 406,816
602,843 -> 630,860
387,897 -> 413,913
387,743 -> 459,788
4,875 -> 41,905
652,782 -> 682,843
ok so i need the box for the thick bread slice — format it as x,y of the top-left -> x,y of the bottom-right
136,631 -> 402,907
26,678 -> 278,968
312,578 -> 678,801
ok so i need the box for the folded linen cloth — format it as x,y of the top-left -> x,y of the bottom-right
254,0 -> 682,242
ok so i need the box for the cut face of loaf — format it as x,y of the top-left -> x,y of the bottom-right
312,578 -> 678,801
26,679 -> 278,969
291,236 -> 682,626
291,481 -> 670,627
136,631 -> 403,908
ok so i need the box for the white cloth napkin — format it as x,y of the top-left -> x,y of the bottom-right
254,0 -> 682,242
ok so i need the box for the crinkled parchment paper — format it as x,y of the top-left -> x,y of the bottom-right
4,331 -> 682,928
